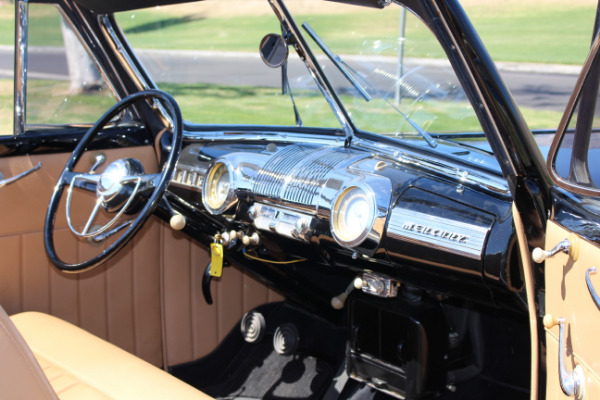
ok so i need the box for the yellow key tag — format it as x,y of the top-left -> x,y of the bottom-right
210,242 -> 224,278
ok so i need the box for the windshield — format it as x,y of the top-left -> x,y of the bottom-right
116,0 -> 502,162
117,1 -> 477,126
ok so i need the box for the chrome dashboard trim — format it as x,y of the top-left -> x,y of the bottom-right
355,139 -> 510,195
388,208 -> 490,260
180,133 -> 509,196
250,203 -> 313,242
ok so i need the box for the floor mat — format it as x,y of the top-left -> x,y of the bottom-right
203,342 -> 334,399
171,302 -> 345,399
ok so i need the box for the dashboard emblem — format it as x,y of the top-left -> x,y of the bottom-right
388,208 -> 490,259
401,223 -> 469,244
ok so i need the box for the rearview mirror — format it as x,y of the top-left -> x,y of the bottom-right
259,34 -> 288,68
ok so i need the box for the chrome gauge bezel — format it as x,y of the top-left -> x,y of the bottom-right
202,160 -> 237,215
330,184 -> 377,248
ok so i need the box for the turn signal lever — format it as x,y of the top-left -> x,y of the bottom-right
543,314 -> 586,399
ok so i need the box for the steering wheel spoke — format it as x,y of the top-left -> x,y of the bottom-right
136,173 -> 162,193
81,198 -> 103,236
44,90 -> 183,272
61,170 -> 100,188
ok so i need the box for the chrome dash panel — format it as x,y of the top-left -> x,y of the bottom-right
388,208 -> 490,260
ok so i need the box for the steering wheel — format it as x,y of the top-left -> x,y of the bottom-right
44,90 -> 183,272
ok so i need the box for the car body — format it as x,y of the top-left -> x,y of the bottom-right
1,0 -> 599,398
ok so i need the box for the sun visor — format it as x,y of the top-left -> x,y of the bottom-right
74,0 -> 203,14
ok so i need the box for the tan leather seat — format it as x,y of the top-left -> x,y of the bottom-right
0,306 -> 212,399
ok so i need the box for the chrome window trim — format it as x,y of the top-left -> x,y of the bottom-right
14,0 -> 28,137
98,14 -> 152,93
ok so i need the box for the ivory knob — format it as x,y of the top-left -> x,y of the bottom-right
170,214 -> 186,231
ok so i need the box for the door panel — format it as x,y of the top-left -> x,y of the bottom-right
0,147 -> 282,368
544,220 -> 600,398
0,147 -> 165,366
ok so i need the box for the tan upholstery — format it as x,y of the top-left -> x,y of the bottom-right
0,148 -> 283,370
9,310 -> 212,399
0,148 -> 165,367
0,306 -> 57,399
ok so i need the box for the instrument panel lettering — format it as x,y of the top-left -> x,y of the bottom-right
388,208 -> 490,260
402,222 -> 469,244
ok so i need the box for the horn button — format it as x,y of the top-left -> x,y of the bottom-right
97,159 -> 145,213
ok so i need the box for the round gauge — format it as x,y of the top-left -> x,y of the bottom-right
331,185 -> 375,247
202,161 -> 235,214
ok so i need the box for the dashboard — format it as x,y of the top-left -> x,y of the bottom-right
168,135 -> 521,307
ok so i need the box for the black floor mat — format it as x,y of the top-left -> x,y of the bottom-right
171,302 -> 345,400
202,341 -> 334,399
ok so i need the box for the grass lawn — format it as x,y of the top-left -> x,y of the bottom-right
112,2 -> 597,65
0,78 -> 563,135
0,79 -> 12,134
0,1 -> 596,64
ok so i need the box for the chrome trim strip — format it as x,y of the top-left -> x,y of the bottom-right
182,133 -> 508,195
586,267 -> 600,311
184,131 -> 344,145
388,208 -> 490,260
14,0 -> 28,136
356,138 -> 509,195
99,15 -> 150,92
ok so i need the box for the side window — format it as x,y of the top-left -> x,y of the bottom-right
554,70 -> 600,189
0,1 -> 14,135
550,39 -> 600,202
25,4 -> 115,128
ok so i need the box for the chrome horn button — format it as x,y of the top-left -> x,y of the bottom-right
97,159 -> 144,212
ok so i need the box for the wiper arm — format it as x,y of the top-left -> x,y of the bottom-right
268,0 -> 356,146
282,60 -> 303,127
385,100 -> 438,148
302,23 -> 437,148
302,23 -> 371,102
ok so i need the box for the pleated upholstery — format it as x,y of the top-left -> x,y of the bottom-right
0,148 -> 282,368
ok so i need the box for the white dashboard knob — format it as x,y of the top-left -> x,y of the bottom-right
169,214 -> 186,231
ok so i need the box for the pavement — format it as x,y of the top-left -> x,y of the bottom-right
0,45 -> 583,113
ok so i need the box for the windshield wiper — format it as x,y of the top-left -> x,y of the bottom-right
302,23 -> 437,148
302,23 -> 371,102
268,0 -> 356,146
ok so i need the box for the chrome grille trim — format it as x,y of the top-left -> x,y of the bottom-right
253,145 -> 363,205
254,145 -> 322,199
282,150 -> 351,204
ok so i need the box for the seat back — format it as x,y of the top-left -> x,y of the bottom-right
0,305 -> 57,399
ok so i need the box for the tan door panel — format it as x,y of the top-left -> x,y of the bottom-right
0,147 -> 282,368
544,221 -> 600,398
0,147 -> 165,366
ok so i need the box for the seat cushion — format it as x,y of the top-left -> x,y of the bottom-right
11,312 -> 211,400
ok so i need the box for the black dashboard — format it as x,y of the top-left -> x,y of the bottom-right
166,134 -> 522,310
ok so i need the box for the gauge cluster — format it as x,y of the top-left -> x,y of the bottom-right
172,142 -> 393,256
169,139 -> 514,291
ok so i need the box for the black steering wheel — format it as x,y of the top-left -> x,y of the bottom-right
44,90 -> 182,272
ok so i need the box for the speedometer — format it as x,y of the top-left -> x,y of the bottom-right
331,185 -> 376,248
202,161 -> 236,214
